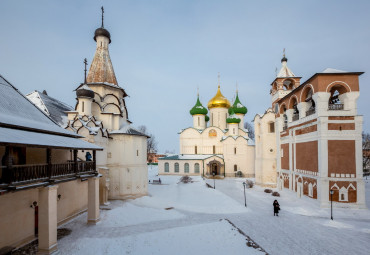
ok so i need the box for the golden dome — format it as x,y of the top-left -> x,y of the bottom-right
207,85 -> 231,109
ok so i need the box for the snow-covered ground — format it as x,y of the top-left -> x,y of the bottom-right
58,166 -> 370,255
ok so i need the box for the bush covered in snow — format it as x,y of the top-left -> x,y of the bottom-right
179,176 -> 193,183
245,179 -> 254,188
272,191 -> 280,197
264,189 -> 272,193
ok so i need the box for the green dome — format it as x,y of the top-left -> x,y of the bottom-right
226,108 -> 241,124
205,115 -> 210,122
228,92 -> 247,115
190,96 -> 208,115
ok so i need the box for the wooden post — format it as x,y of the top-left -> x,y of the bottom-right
73,150 -> 78,174
3,146 -> 13,183
93,150 -> 96,173
47,148 -> 52,179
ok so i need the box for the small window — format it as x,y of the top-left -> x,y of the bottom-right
137,150 -> 139,156
339,187 -> 348,201
198,116 -> 200,126
82,101 -> 85,112
194,163 -> 200,173
234,164 -> 237,172
269,122 -> 275,133
195,146 -> 197,154
175,163 -> 179,173
184,163 -> 189,173
213,145 -> 216,154
164,162 -> 169,172
234,147 -> 236,154
233,128 -> 235,134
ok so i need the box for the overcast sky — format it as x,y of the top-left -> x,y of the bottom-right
1,0 -> 369,153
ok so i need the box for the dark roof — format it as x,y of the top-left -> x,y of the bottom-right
36,91 -> 74,126
109,126 -> 150,138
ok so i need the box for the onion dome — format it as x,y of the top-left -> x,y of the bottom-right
205,115 -> 210,122
226,108 -> 241,124
76,84 -> 94,99
228,92 -> 247,115
207,85 -> 231,109
190,96 -> 208,115
94,27 -> 111,43
281,56 -> 288,62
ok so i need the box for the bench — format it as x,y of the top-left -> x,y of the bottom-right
152,180 -> 161,184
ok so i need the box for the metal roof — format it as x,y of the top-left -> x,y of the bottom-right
0,127 -> 102,150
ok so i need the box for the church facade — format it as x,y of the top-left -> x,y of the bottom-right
265,54 -> 365,208
64,12 -> 149,201
158,83 -> 255,178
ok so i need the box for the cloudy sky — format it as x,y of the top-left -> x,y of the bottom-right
1,0 -> 369,153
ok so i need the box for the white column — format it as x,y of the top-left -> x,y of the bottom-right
37,185 -> 58,255
87,176 -> 100,225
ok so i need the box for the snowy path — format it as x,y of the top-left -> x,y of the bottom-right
57,167 -> 370,255
211,178 -> 370,255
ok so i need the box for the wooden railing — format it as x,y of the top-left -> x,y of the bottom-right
328,104 -> 344,110
292,114 -> 299,121
306,108 -> 315,116
1,161 -> 96,186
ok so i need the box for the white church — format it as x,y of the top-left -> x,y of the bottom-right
158,81 -> 255,178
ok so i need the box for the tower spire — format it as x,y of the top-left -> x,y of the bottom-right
101,6 -> 104,28
84,58 -> 88,84
197,86 -> 199,97
217,72 -> 220,88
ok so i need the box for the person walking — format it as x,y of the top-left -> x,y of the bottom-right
273,200 -> 280,216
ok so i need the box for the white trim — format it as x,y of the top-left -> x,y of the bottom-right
326,81 -> 351,93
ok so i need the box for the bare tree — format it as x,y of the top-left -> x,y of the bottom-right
363,132 -> 370,175
138,125 -> 158,162
244,121 -> 255,141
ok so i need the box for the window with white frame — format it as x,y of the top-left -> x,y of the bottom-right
308,183 -> 313,197
175,163 -> 179,173
339,187 -> 348,202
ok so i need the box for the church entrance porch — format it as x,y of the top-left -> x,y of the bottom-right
205,159 -> 225,178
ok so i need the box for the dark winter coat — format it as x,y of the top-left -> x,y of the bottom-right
273,201 -> 280,213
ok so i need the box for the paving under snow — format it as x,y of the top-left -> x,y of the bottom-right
58,166 -> 370,255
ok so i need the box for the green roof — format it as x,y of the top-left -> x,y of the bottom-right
228,92 -> 247,115
226,108 -> 241,123
190,96 -> 208,115
205,115 -> 210,122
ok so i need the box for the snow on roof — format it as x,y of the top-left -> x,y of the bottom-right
26,90 -> 73,127
321,68 -> 348,73
159,154 -> 224,160
109,125 -> 149,137
0,127 -> 102,150
0,75 -> 80,138
77,84 -> 93,91
277,60 -> 295,78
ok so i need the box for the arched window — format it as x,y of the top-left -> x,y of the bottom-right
174,163 -> 179,173
184,163 -> 189,173
164,162 -> 169,172
198,116 -> 200,126
305,88 -> 316,116
283,79 -> 294,90
194,163 -> 200,173
82,101 -> 85,112
339,187 -> 348,201
268,122 -> 275,133
234,164 -> 237,172
234,147 -> 237,154
308,183 -> 313,197
195,146 -> 198,154
328,85 -> 347,110
213,145 -> 216,154
233,128 -> 235,134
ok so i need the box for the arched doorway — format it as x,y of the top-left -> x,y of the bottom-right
207,159 -> 224,177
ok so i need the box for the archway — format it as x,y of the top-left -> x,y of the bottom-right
207,159 -> 224,177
